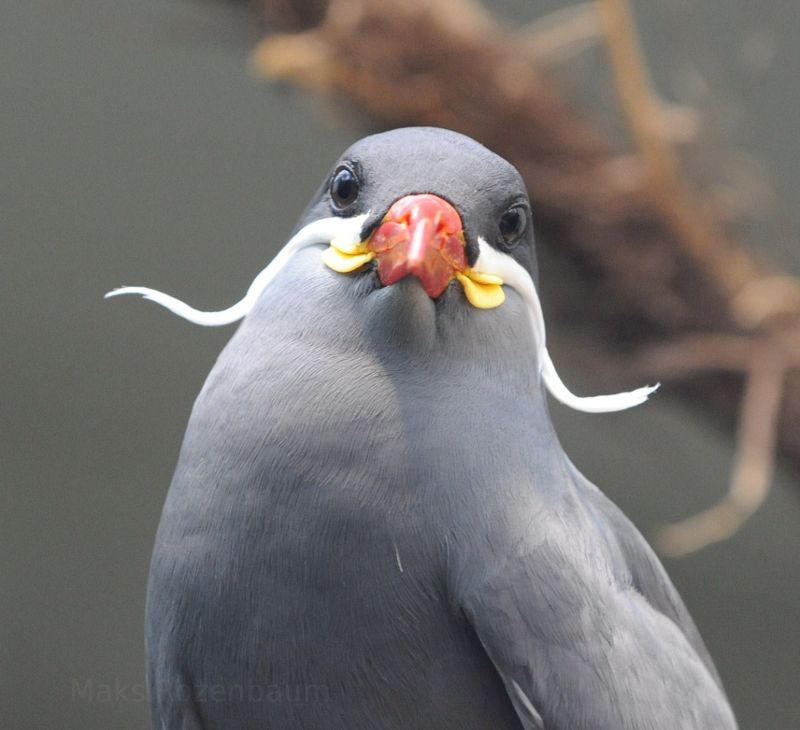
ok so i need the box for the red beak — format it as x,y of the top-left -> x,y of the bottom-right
366,194 -> 468,298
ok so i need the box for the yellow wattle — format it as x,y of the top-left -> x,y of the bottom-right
321,246 -> 375,273
456,272 -> 505,309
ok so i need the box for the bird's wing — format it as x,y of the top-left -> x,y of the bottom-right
572,467 -> 725,686
460,481 -> 737,730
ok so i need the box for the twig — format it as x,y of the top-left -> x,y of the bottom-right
732,275 -> 800,328
515,3 -> 602,64
630,334 -> 755,378
595,0 -> 768,315
656,354 -> 787,556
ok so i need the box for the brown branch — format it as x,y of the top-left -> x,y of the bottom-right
629,334 -> 755,378
514,4 -> 602,65
656,354 -> 787,556
596,0 -> 761,303
240,0 -> 800,553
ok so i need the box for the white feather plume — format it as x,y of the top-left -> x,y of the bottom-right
105,215 -> 368,326
474,238 -> 658,413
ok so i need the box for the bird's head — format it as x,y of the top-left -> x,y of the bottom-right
309,127 -> 537,314
106,127 -> 656,412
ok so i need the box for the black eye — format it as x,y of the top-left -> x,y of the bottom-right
498,205 -> 528,249
330,166 -> 359,210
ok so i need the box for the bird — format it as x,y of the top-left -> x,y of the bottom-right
108,127 -> 737,729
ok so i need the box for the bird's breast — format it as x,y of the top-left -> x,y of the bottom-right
147,250 -> 550,727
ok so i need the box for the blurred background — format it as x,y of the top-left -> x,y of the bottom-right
2,1 -> 798,728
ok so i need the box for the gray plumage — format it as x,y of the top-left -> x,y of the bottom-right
142,127 -> 737,729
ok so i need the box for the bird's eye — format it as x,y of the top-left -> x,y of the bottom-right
330,166 -> 359,210
498,205 -> 528,249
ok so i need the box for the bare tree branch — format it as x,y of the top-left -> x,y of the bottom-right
657,354 -> 786,556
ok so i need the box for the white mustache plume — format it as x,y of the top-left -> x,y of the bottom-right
105,215 -> 369,326
106,217 -> 656,413
474,238 -> 658,413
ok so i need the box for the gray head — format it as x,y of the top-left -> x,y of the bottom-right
299,126 -> 539,282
